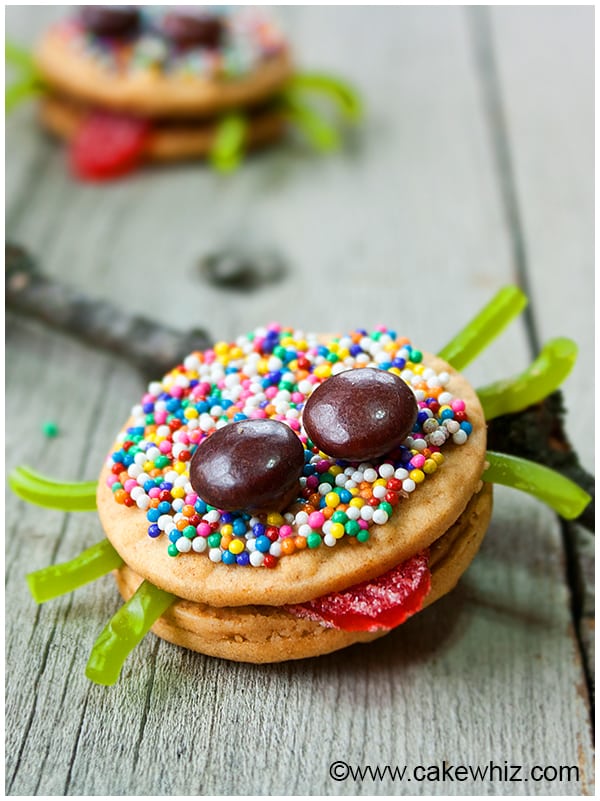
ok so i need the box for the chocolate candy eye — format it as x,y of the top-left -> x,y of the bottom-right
80,6 -> 140,38
302,368 -> 418,461
189,419 -> 305,513
161,12 -> 224,49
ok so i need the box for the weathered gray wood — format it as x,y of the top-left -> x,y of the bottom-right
488,5 -> 594,700
6,6 -> 594,796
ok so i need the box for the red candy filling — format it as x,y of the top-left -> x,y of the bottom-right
286,550 -> 431,632
70,112 -> 150,181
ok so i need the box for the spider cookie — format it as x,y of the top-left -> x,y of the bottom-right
13,288 -> 591,682
23,6 -> 360,178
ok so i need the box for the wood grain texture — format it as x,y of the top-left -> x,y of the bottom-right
6,6 -> 593,796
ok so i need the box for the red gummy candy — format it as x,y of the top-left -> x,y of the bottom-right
287,551 -> 431,632
69,112 -> 150,181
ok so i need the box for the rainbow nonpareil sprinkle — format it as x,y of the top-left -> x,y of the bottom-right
56,7 -> 287,81
106,325 -> 473,567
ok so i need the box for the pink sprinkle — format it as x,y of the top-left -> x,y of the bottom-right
358,519 -> 369,529
106,474 -> 118,488
250,409 -> 267,419
316,460 -> 331,473
197,522 -> 212,537
170,386 -> 184,398
217,379 -> 226,389
159,441 -> 172,454
287,418 -> 301,431
142,393 -> 154,404
198,382 -> 211,395
265,386 -> 278,399
306,475 -> 319,490
148,487 -> 161,499
411,454 -> 426,469
308,511 -> 325,528
185,493 -> 198,505
204,351 -> 216,364
124,479 -> 137,493
291,392 -> 304,404
279,525 -> 293,538
451,399 -> 466,412
155,410 -> 168,425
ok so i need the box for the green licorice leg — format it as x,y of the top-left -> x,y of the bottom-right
86,581 -> 176,686
437,286 -> 528,371
5,39 -> 36,71
483,451 -> 591,520
287,72 -> 363,121
27,540 -> 124,603
6,76 -> 42,113
8,466 -> 97,511
281,93 -> 341,152
477,338 -> 577,420
209,112 -> 248,173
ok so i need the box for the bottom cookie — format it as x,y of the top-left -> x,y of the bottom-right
40,94 -> 287,162
114,483 -> 493,663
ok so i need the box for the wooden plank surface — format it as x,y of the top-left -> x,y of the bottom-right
5,6 -> 594,795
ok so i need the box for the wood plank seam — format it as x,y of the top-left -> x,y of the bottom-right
467,5 -> 595,722
466,5 -> 540,356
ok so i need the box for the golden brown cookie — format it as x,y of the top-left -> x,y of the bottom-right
40,95 -> 287,161
113,484 -> 493,662
98,351 -> 487,608
35,12 -> 293,119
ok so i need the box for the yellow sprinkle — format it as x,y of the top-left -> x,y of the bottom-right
229,539 -> 244,555
214,341 -> 229,355
330,523 -> 345,539
389,367 -> 402,376
174,461 -> 187,474
184,408 -> 199,419
230,346 -> 243,359
314,364 -> 332,379
220,524 -> 233,537
373,478 -> 386,487
172,487 -> 185,499
325,492 -> 340,508
143,461 -> 154,472
267,512 -> 284,526
431,452 -> 445,465
410,469 -> 425,483
423,459 -> 437,474
349,497 -> 364,507
329,465 -> 343,476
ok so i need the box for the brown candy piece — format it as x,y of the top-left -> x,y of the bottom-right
161,12 -> 224,49
302,368 -> 418,461
80,6 -> 140,38
189,419 -> 305,513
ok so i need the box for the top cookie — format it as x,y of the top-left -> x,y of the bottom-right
97,325 -> 487,607
35,7 -> 293,118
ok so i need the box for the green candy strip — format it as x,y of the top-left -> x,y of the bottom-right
437,285 -> 528,371
9,466 -> 97,511
86,581 -> 176,686
6,76 -> 42,112
483,451 -> 591,520
5,39 -> 36,72
477,337 -> 578,420
287,71 -> 363,121
27,540 -> 123,603
282,92 -> 341,152
209,112 -> 248,173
